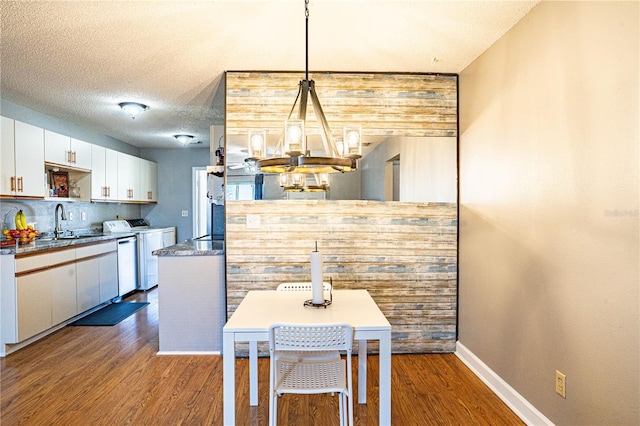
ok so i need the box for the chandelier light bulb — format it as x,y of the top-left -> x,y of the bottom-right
284,119 -> 305,156
248,130 -> 267,159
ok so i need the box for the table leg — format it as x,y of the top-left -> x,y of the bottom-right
223,332 -> 236,425
249,341 -> 258,406
358,340 -> 367,404
379,330 -> 392,425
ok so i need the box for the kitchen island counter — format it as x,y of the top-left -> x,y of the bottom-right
155,237 -> 225,355
153,238 -> 223,257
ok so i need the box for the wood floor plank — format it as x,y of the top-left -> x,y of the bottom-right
1,288 -> 523,425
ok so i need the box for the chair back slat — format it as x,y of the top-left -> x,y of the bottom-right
270,324 -> 352,352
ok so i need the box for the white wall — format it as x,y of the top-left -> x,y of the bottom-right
363,136 -> 457,202
459,2 -> 639,425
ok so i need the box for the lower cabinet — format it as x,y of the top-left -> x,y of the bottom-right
9,241 -> 118,343
51,263 -> 77,326
16,269 -> 52,342
99,252 -> 118,302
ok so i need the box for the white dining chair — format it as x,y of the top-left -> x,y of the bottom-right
276,282 -> 338,362
268,323 -> 354,426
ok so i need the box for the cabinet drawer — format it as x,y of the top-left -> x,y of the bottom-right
16,248 -> 75,273
76,241 -> 117,259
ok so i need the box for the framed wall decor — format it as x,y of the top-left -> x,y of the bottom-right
51,171 -> 69,197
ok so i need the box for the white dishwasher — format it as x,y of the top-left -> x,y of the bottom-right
117,236 -> 138,296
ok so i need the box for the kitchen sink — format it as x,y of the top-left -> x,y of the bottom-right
55,234 -> 104,240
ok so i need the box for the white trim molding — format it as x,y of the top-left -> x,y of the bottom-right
455,342 -> 554,426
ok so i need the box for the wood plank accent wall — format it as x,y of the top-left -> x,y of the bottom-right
225,200 -> 458,354
225,72 -> 458,139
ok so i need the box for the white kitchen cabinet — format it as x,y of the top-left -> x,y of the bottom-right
1,117 -> 45,198
13,247 -> 75,342
99,251 -> 118,302
2,241 -> 118,350
76,241 -> 117,312
138,158 -> 158,202
44,130 -> 91,170
91,145 -> 118,201
51,263 -> 77,325
16,269 -> 52,342
76,257 -> 100,313
117,152 -> 139,201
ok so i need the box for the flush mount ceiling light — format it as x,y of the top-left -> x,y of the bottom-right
119,102 -> 148,119
174,134 -> 194,145
246,0 -> 362,176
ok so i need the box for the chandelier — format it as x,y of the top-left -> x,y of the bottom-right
246,0 -> 362,178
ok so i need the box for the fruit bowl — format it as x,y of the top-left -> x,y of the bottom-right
3,227 -> 39,245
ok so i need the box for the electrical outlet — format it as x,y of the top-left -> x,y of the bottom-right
68,212 -> 73,221
555,370 -> 566,398
181,210 -> 188,217
81,211 -> 86,221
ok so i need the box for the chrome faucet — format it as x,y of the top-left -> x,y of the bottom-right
54,203 -> 66,239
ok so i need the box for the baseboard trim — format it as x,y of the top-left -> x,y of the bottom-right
455,342 -> 554,426
156,351 -> 221,356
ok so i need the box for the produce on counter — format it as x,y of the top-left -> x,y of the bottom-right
3,210 -> 39,244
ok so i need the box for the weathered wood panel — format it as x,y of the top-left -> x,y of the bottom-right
225,200 -> 457,354
225,72 -> 458,139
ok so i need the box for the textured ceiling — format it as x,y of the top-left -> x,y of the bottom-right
0,0 -> 539,150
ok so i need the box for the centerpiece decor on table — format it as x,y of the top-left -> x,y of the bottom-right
304,241 -> 332,308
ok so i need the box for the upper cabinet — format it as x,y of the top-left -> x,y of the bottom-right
91,145 -> 119,202
1,117 -> 45,198
2,115 -> 156,204
44,130 -> 91,170
139,158 -> 158,203
117,152 -> 139,202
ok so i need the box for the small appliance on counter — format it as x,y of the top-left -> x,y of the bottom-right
103,219 -> 176,291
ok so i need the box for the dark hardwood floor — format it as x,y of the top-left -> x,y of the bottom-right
1,289 -> 523,425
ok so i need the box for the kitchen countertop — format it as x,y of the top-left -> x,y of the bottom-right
153,238 -> 224,257
0,233 -> 134,256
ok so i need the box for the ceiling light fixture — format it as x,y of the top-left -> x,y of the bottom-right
174,134 -> 194,145
119,102 -> 148,119
246,0 -> 362,177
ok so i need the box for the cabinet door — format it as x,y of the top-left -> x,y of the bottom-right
91,145 -> 106,200
104,148 -> 118,201
51,263 -> 77,324
1,116 -> 16,195
14,120 -> 45,197
70,138 -> 92,170
44,130 -> 71,165
138,158 -> 158,202
76,258 -> 100,313
99,251 -> 118,302
17,270 -> 52,341
117,152 -> 138,201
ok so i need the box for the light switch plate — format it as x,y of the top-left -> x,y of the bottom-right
246,214 -> 261,229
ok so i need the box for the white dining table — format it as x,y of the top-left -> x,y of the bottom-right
223,289 -> 392,425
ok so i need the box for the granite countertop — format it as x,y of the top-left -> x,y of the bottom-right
0,233 -> 134,256
153,238 -> 224,257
